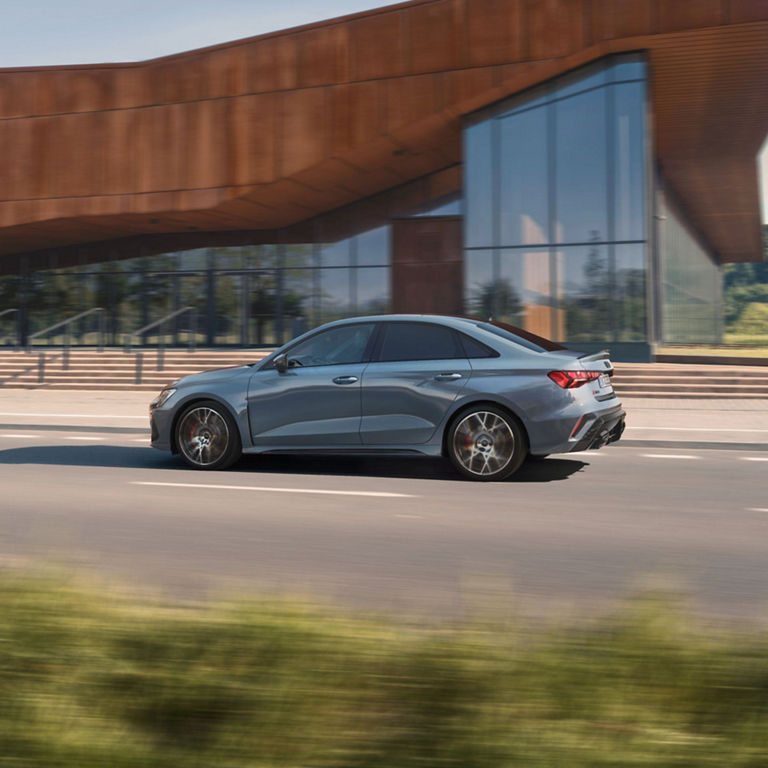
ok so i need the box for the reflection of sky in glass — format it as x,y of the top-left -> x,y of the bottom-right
319,267 -> 352,317
321,239 -> 351,268
610,58 -> 647,82
464,120 -> 494,247
356,227 -> 389,266
555,88 -> 608,243
613,82 -> 646,241
412,198 -> 462,217
356,267 -> 389,312
554,64 -> 607,100
499,109 -> 548,246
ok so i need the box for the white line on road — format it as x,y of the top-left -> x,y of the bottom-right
0,412 -> 146,419
0,433 -> 38,438
132,481 -> 418,498
740,456 -> 768,462
641,454 -> 700,460
747,508 -> 768,513
64,436 -> 106,441
627,427 -> 768,433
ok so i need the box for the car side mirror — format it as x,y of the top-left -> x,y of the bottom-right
273,353 -> 288,373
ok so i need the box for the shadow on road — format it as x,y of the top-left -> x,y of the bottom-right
0,445 -> 175,469
0,444 -> 588,482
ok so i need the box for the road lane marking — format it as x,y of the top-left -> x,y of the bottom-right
64,436 -> 106,441
741,457 -> 768,462
747,508 -> 768,513
0,412 -> 146,420
641,454 -> 700,460
627,427 -> 768,433
1,433 -> 38,438
132,481 -> 418,498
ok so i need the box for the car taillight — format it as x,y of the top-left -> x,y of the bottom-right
547,370 -> 601,389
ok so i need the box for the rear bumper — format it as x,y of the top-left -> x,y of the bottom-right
570,406 -> 626,452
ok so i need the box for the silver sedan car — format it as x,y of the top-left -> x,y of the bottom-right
150,315 -> 625,481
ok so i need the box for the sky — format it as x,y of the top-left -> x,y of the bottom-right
1,0 -> 766,223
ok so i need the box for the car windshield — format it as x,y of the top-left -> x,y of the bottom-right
464,318 -> 566,353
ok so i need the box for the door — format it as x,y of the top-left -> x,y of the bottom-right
360,321 -> 471,445
247,322 -> 376,446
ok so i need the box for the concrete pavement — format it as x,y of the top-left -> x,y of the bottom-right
0,390 -> 767,449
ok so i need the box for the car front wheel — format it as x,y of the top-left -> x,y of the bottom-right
447,405 -> 527,481
176,400 -> 241,470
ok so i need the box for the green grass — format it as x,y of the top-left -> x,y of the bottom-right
2,573 -> 768,766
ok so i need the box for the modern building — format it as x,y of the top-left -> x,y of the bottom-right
0,0 -> 766,359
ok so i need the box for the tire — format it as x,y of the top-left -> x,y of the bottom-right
175,400 -> 242,470
446,405 -> 527,481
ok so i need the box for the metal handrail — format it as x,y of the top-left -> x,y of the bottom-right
26,308 -> 106,373
125,306 -> 197,384
0,308 -> 20,349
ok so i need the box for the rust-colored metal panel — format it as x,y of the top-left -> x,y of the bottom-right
329,81 -> 384,154
591,0 -> 653,40
0,0 -> 766,267
386,74 -> 440,132
407,0 -> 461,73
296,24 -> 350,88
467,0 -> 522,66
657,0 -> 724,32
277,88 -> 328,177
391,217 -> 463,314
729,0 -> 768,23
524,0 -> 587,60
244,35 -> 299,93
349,9 -> 408,80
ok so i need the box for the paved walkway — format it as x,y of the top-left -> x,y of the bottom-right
1,390 -> 766,449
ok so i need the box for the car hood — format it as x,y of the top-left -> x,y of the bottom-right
176,365 -> 250,387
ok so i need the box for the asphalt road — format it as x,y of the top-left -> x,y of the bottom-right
1,427 -> 768,620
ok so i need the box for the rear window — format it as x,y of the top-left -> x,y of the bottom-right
476,320 -> 566,353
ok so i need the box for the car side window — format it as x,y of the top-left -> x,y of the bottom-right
286,323 -> 375,367
458,332 -> 499,359
377,322 -> 464,362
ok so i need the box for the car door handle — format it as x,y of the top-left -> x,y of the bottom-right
333,375 -> 359,385
434,373 -> 462,381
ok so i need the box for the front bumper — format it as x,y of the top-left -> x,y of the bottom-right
570,406 -> 626,452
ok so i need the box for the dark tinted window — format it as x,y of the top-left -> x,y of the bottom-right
458,332 -> 499,359
477,320 -> 565,353
286,323 -> 375,367
378,323 -> 463,362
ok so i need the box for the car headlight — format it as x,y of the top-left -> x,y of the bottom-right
150,387 -> 177,410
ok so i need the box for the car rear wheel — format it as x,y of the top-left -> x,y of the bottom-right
176,400 -> 241,470
447,405 -> 527,481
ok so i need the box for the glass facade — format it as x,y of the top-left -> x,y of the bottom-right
657,185 -> 723,343
463,54 -> 648,344
0,197 -> 468,347
0,52 -> 728,355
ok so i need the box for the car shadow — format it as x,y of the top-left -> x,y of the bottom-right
0,445 -> 588,483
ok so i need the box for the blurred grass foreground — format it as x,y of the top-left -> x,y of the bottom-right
3,575 -> 768,766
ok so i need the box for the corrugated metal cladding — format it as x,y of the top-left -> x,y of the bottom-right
0,0 -> 766,273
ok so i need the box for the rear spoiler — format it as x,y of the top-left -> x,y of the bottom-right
577,349 -> 611,363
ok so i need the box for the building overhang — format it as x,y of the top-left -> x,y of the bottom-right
0,0 -> 765,271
